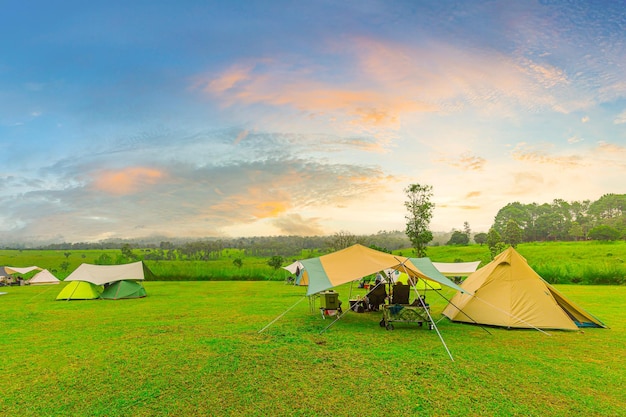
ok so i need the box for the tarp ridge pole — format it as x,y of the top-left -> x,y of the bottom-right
258,296 -> 307,334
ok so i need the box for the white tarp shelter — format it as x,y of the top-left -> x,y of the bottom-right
65,261 -> 153,285
432,261 -> 481,277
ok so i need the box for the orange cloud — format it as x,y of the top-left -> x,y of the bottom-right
202,65 -> 253,94
597,141 -> 626,154
92,167 -> 165,195
193,59 -> 435,130
511,144 -> 584,167
465,191 -> 481,198
438,152 -> 486,171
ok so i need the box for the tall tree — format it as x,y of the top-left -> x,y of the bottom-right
404,183 -> 434,257
486,228 -> 502,259
503,219 -> 523,248
463,221 -> 472,242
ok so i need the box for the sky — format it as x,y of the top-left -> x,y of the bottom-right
1,0 -> 625,244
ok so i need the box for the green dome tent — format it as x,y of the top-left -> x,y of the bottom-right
56,281 -> 103,300
101,280 -> 147,300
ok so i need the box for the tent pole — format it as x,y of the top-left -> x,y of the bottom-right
66,281 -> 79,301
319,307 -> 352,334
414,293 -> 455,362
258,296 -> 307,334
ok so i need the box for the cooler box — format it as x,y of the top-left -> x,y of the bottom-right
320,291 -> 340,310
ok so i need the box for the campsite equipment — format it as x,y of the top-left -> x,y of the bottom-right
56,281 -> 103,300
319,290 -> 341,318
381,303 -> 433,330
442,247 -> 606,330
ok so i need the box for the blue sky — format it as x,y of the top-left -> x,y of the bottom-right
1,0 -> 625,244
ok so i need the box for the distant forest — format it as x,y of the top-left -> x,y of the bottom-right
6,194 -> 625,259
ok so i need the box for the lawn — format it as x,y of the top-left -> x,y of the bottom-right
1,281 -> 624,416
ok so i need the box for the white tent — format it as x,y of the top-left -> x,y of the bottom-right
432,261 -> 481,277
65,261 -> 153,285
28,269 -> 60,285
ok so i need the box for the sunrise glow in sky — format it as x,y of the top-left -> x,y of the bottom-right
1,1 -> 625,244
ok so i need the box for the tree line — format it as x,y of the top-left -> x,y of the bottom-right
491,193 -> 626,242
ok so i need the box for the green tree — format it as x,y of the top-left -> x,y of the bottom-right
63,252 -> 71,259
60,261 -> 70,272
493,202 -> 530,236
474,232 -> 487,245
267,255 -> 284,270
121,243 -> 136,260
233,258 -> 243,268
503,219 -> 523,248
588,225 -> 621,241
447,230 -> 469,245
568,221 -> 584,241
404,183 -> 434,257
95,253 -> 113,265
486,228 -> 503,259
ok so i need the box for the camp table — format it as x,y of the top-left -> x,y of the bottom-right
380,304 -> 433,330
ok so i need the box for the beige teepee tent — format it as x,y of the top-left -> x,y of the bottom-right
28,269 -> 60,285
442,247 -> 606,330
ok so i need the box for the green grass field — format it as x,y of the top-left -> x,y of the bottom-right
1,281 -> 624,416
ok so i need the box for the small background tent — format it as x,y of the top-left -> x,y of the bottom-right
1,266 -> 42,285
283,261 -> 307,285
56,281 -> 103,300
28,269 -> 60,285
101,280 -> 147,299
442,247 -> 606,330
